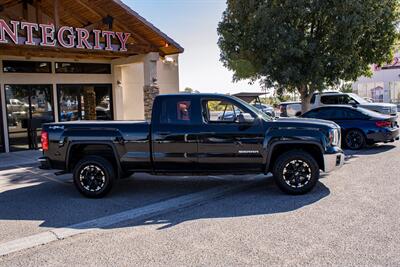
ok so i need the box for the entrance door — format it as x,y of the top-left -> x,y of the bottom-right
5,85 -> 54,151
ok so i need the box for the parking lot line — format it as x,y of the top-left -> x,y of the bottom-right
0,174 -> 269,257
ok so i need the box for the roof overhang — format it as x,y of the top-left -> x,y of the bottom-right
0,0 -> 183,59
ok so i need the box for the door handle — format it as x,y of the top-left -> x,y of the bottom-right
158,132 -> 171,136
199,132 -> 216,135
114,136 -> 126,144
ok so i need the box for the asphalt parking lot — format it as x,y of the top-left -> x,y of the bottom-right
0,142 -> 400,266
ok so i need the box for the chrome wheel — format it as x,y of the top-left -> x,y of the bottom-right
282,159 -> 312,188
79,165 -> 106,192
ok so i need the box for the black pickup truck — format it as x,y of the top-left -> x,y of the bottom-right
40,94 -> 344,198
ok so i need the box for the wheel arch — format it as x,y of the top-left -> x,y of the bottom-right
66,141 -> 122,176
266,141 -> 325,172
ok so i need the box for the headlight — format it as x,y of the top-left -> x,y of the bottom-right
329,129 -> 340,146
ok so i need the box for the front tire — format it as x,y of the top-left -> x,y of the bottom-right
272,150 -> 320,195
73,156 -> 115,198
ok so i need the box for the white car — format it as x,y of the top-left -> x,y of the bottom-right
310,92 -> 398,116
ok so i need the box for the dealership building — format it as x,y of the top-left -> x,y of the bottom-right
352,52 -> 400,104
0,0 -> 183,153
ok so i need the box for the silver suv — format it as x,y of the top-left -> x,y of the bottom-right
310,92 -> 398,116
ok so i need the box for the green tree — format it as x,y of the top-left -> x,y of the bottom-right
182,87 -> 200,94
218,0 -> 399,112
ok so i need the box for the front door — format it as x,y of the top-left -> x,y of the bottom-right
5,85 -> 54,151
151,96 -> 201,173
197,98 -> 265,173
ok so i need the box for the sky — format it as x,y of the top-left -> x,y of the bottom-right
125,0 -> 262,94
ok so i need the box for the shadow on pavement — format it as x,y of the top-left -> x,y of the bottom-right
344,144 -> 396,161
0,170 -> 330,231
124,179 -> 330,230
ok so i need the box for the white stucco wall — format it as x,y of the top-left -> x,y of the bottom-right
120,63 -> 145,120
157,54 -> 180,95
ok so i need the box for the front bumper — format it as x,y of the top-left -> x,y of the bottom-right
323,150 -> 345,173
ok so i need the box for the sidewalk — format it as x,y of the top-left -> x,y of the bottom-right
0,150 -> 41,170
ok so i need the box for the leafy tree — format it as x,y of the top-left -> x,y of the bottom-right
218,0 -> 399,112
182,87 -> 200,94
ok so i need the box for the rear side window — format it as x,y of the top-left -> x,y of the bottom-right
303,109 -> 320,118
345,110 -> 366,120
160,99 -> 192,124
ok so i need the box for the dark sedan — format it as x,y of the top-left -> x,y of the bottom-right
301,105 -> 399,149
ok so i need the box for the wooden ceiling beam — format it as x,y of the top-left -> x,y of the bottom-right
2,0 -> 23,9
75,0 -> 154,47
60,4 -> 90,26
34,0 -> 42,24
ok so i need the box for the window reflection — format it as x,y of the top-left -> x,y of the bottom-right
58,84 -> 112,121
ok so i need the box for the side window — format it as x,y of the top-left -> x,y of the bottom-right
338,95 -> 353,104
310,94 -> 316,104
202,99 -> 248,123
160,99 -> 192,124
345,110 -> 365,119
303,109 -> 320,118
321,95 -> 339,104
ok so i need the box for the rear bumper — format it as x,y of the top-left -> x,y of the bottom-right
367,128 -> 400,143
323,149 -> 345,173
38,156 -> 51,169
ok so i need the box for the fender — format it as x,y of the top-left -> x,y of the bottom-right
263,139 -> 325,172
65,140 -> 122,175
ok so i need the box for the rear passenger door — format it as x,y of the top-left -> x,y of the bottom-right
196,97 -> 265,173
151,96 -> 201,172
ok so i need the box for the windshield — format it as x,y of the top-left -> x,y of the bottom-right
348,93 -> 369,104
231,96 -> 273,121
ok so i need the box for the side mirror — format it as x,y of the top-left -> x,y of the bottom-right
237,113 -> 255,124
348,100 -> 357,105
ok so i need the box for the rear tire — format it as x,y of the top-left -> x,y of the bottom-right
272,150 -> 320,195
344,129 -> 365,150
73,156 -> 115,198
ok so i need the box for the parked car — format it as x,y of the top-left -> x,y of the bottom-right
279,101 -> 302,117
40,93 -> 344,198
232,92 -> 276,117
301,106 -> 399,149
310,92 -> 398,116
252,103 -> 276,117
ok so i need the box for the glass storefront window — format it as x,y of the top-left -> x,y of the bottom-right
5,85 -> 54,151
3,61 -> 52,73
58,84 -> 113,121
55,63 -> 111,74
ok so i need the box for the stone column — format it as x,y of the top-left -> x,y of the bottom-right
143,52 -> 160,120
143,84 -> 159,120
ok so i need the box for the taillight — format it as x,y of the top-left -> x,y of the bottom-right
375,121 -> 392,128
41,130 -> 49,151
